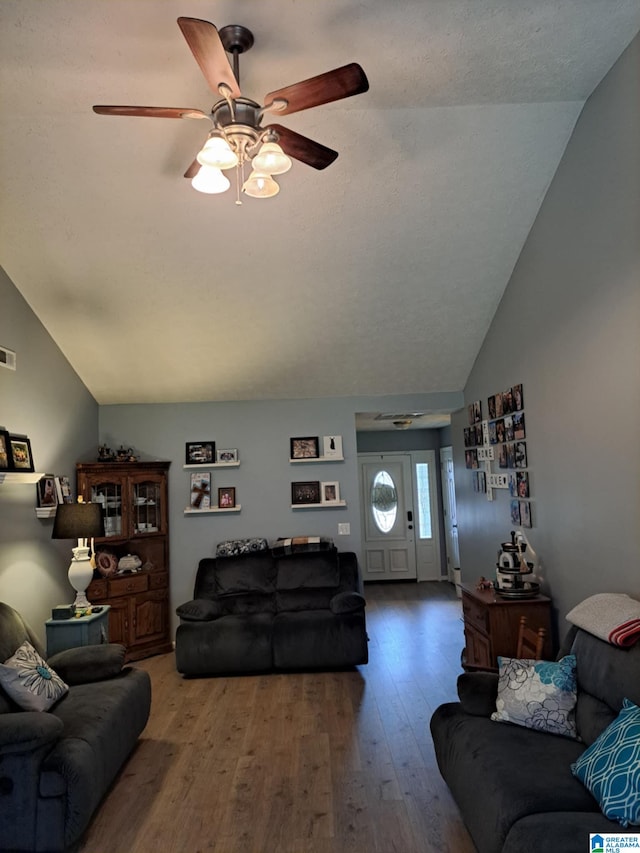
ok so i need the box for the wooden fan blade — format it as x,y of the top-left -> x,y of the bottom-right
177,17 -> 241,99
266,124 -> 338,170
184,160 -> 200,179
93,105 -> 209,120
263,63 -> 368,116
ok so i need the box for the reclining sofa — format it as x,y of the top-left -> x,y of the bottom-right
175,538 -> 368,676
430,625 -> 640,853
0,601 -> 151,852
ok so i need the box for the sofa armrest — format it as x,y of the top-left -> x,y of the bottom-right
0,712 -> 63,756
457,671 -> 499,716
176,598 -> 223,622
330,591 -> 366,615
47,643 -> 126,685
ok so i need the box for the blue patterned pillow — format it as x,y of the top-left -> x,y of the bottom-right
0,641 -> 68,711
491,654 -> 578,738
571,698 -> 640,827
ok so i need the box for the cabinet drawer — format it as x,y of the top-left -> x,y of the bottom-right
462,593 -> 489,634
89,578 -> 108,599
148,571 -> 168,590
108,573 -> 149,597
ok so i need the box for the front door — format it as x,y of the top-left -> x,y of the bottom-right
359,454 -> 417,581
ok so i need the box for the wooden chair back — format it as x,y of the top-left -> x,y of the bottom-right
516,615 -> 546,660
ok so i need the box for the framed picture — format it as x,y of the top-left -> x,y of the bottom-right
216,448 -> 238,464
515,441 -> 528,468
37,475 -> 58,507
218,487 -> 236,508
185,441 -> 215,465
513,384 -> 524,412
321,481 -> 340,503
322,435 -> 343,458
0,428 -> 10,470
516,471 -> 530,499
55,475 -> 74,503
519,500 -> 532,528
9,434 -> 34,472
510,499 -> 521,526
508,473 -> 518,497
513,412 -> 526,440
290,436 -> 319,460
190,472 -> 211,509
291,480 -> 321,505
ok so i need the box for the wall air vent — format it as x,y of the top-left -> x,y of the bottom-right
0,346 -> 16,371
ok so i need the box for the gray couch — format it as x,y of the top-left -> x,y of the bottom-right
0,602 -> 151,852
175,545 -> 368,676
430,625 -> 640,853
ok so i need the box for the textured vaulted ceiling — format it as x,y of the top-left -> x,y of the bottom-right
1,1 -> 638,405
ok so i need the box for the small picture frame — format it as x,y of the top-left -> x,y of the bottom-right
218,487 -> 236,509
515,441 -> 528,468
510,499 -> 521,526
321,481 -> 340,503
9,434 -> 34,472
322,435 -> 343,459
513,384 -> 524,411
516,471 -> 530,499
519,500 -> 532,528
216,448 -> 238,464
185,441 -> 215,465
513,412 -> 526,441
291,481 -> 321,505
55,475 -> 74,504
0,429 -> 11,470
190,472 -> 211,509
37,475 -> 58,507
290,437 -> 319,460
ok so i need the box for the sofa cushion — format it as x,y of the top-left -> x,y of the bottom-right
276,589 -> 334,612
571,697 -> 640,827
271,536 -> 335,557
430,702 -> 593,853
46,644 -> 126,685
216,538 -> 269,557
0,641 -> 68,711
215,552 -> 276,595
502,811 -> 637,853
330,591 -> 366,614
276,551 -> 340,590
491,655 -> 578,738
219,593 -> 276,616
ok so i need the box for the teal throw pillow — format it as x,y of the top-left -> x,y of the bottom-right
0,641 -> 68,711
491,654 -> 578,738
571,698 -> 640,827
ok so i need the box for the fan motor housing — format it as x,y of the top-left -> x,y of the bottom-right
211,97 -> 262,158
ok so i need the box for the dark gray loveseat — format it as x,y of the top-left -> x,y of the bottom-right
175,542 -> 368,676
0,602 -> 151,852
430,625 -> 640,853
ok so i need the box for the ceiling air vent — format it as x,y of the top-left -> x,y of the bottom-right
0,346 -> 16,371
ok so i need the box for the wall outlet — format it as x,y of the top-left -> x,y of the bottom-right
338,523 -> 350,535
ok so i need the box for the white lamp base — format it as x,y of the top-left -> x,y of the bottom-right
68,546 -> 94,610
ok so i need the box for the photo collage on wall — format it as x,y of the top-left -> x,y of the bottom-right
464,383 -> 532,527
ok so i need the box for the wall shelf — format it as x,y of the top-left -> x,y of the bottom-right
184,505 -> 242,515
183,462 -> 240,469
0,471 -> 45,485
35,506 -> 57,519
289,456 -> 344,464
291,500 -> 347,510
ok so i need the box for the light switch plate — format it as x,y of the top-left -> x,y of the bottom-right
338,523 -> 350,535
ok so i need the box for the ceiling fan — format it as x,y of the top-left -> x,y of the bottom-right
93,17 -> 369,200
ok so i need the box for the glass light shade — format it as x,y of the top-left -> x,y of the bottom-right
242,170 -> 280,199
252,141 -> 292,175
196,136 -> 238,170
191,166 -> 231,195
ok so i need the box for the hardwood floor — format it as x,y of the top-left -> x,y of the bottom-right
79,581 -> 476,853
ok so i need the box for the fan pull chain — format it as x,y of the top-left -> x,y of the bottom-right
235,163 -> 242,205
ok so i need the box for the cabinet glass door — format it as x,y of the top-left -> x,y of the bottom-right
133,479 -> 162,535
91,482 -> 123,537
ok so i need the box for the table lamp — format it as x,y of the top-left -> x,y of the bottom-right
52,501 -> 105,608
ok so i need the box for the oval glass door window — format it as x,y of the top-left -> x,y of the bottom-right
371,470 -> 398,533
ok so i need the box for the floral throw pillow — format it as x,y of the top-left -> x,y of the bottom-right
0,641 -> 68,711
491,654 -> 578,738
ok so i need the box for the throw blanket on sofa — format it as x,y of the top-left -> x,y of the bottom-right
566,593 -> 640,647
272,536 -> 334,557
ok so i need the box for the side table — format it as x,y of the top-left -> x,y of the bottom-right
45,606 -> 111,657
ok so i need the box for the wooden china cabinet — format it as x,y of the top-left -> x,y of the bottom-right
76,460 -> 172,662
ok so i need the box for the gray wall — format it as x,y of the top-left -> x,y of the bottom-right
452,34 -> 640,638
0,269 -> 98,640
100,391 -> 462,630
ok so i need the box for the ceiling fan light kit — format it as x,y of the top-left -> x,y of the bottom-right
93,17 -> 368,204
